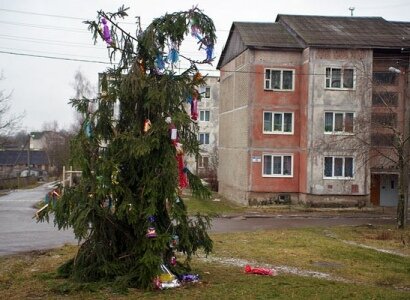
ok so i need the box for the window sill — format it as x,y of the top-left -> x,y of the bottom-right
324,87 -> 355,91
263,131 -> 294,135
324,132 -> 354,136
323,177 -> 354,180
264,89 -> 295,92
263,174 -> 293,178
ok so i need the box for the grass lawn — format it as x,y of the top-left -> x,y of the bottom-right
183,191 -> 393,217
184,193 -> 246,216
1,225 -> 409,299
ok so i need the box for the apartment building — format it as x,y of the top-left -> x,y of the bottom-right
217,15 -> 410,206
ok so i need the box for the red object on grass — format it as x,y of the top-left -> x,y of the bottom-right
244,264 -> 277,276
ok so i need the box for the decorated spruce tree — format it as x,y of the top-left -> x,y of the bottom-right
40,6 -> 216,289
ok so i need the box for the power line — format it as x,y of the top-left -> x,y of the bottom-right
0,34 -> 106,49
0,20 -> 88,33
0,50 -> 111,64
0,7 -> 230,32
0,46 -> 109,60
0,8 -> 85,20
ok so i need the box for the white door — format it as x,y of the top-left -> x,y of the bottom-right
380,174 -> 398,207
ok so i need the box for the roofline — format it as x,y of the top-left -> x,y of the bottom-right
217,46 -> 303,70
216,23 -> 237,70
275,14 -> 385,22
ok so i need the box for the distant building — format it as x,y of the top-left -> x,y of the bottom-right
0,150 -> 49,178
30,131 -> 65,151
185,76 -> 219,178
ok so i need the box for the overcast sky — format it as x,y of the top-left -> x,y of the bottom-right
0,0 -> 409,132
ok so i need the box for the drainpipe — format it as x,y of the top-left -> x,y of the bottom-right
308,57 -> 316,195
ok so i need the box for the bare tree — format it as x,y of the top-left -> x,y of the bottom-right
70,69 -> 96,131
315,61 -> 409,229
0,73 -> 24,145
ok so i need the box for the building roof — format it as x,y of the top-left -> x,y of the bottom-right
277,15 -> 410,49
218,15 -> 410,68
217,22 -> 303,69
0,150 -> 49,165
233,22 -> 303,49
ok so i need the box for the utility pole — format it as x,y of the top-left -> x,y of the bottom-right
27,134 -> 30,177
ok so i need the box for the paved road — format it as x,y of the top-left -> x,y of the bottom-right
0,182 -> 76,256
0,184 -> 397,256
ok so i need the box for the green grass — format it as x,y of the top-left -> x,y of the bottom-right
1,225 -> 409,299
184,193 -> 246,216
183,191 -> 392,216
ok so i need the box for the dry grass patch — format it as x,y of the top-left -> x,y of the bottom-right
1,226 -> 409,299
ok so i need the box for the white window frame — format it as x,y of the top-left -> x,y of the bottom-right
264,68 -> 295,91
263,111 -> 294,134
324,112 -> 354,134
325,67 -> 355,90
198,155 -> 209,169
262,154 -> 293,177
199,110 -> 210,122
199,132 -> 210,145
323,156 -> 354,179
200,86 -> 211,98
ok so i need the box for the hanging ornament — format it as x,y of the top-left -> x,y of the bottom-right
101,17 -> 112,45
194,72 -> 202,82
168,45 -> 179,64
177,154 -> 188,188
171,127 -> 177,141
146,216 -> 157,238
154,53 -> 165,71
191,97 -> 198,121
205,44 -> 214,62
146,227 -> 157,238
111,166 -> 119,185
143,119 -> 152,133
175,143 -> 183,155
84,119 -> 93,138
191,24 -> 201,39
170,234 -> 179,248
170,255 -> 177,266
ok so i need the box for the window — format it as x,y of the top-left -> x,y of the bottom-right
324,112 -> 354,133
372,92 -> 398,107
371,113 -> 397,127
198,155 -> 209,169
324,156 -> 354,178
325,67 -> 354,89
373,72 -> 398,85
264,69 -> 294,91
371,134 -> 394,146
199,133 -> 210,145
263,112 -> 293,134
204,86 -> 211,98
199,110 -> 210,122
263,154 -> 293,177
200,86 -> 211,98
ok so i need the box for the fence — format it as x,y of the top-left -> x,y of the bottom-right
0,176 -> 37,190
